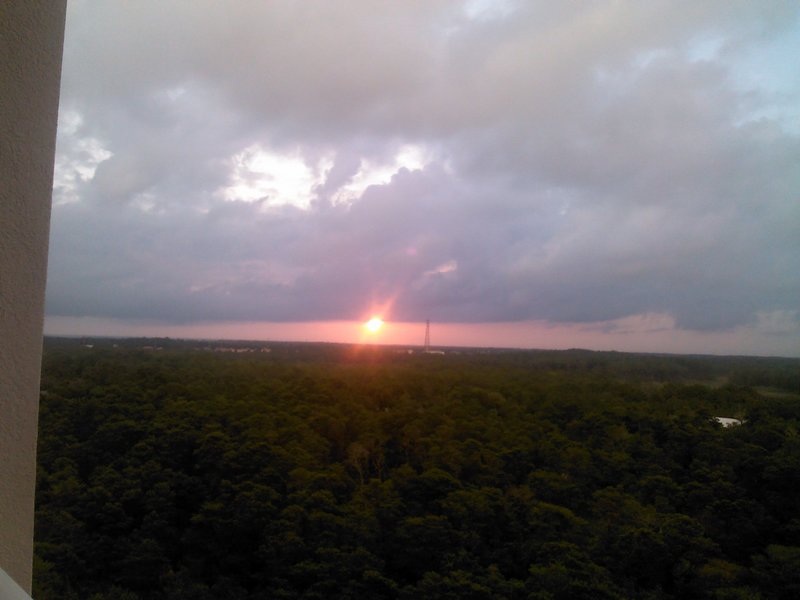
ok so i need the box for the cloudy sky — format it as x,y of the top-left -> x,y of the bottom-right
46,0 -> 800,356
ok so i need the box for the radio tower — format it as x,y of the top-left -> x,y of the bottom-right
423,319 -> 431,353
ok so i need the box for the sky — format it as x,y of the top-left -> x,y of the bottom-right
46,0 -> 800,356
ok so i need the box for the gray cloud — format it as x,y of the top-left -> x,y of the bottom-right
47,0 -> 800,335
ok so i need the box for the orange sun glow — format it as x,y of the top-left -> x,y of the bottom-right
364,317 -> 384,333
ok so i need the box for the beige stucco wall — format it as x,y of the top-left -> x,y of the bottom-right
0,0 -> 67,592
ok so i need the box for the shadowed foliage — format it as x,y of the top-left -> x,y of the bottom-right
34,338 -> 800,599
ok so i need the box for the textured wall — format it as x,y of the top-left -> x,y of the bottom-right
0,1 -> 67,592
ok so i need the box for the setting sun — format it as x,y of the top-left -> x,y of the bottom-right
364,317 -> 384,333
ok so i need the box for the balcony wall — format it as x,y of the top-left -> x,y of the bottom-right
0,1 -> 67,593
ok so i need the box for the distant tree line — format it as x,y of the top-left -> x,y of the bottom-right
34,341 -> 800,599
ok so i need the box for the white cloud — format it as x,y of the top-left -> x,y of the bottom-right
220,145 -> 328,210
334,144 -> 432,205
53,109 -> 113,205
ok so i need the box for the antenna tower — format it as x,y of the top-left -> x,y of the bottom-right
424,319 -> 430,353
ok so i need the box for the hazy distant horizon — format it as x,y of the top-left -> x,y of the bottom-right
44,315 -> 800,358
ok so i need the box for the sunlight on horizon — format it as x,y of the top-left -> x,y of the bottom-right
364,316 -> 385,333
42,313 -> 800,357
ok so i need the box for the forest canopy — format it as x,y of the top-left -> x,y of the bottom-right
34,338 -> 800,599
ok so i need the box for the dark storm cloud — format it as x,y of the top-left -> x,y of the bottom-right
47,0 -> 800,333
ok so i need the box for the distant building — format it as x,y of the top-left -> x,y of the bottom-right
714,417 -> 743,428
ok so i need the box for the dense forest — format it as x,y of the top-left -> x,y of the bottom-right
34,338 -> 800,599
